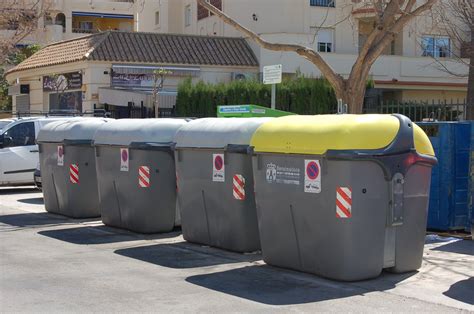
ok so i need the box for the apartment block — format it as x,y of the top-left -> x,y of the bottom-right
3,0 -> 470,107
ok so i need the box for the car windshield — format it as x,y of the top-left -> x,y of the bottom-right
0,121 -> 12,131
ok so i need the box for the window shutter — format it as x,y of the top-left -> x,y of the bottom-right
317,29 -> 333,44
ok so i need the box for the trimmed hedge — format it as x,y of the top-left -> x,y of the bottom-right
176,77 -> 337,117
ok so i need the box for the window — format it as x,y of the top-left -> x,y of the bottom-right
2,122 -> 35,147
317,29 -> 334,53
422,36 -> 450,58
49,91 -> 83,112
155,11 -> 160,26
197,0 -> 222,20
185,5 -> 191,27
310,0 -> 335,8
0,121 -> 11,131
79,21 -> 93,31
197,1 -> 210,20
56,13 -> 66,33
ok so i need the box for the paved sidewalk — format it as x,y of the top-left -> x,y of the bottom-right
0,187 -> 473,313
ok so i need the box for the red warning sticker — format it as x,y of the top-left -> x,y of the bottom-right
336,187 -> 352,218
304,160 -> 321,193
69,164 -> 79,184
57,145 -> 64,166
212,154 -> 225,182
120,148 -> 129,172
233,174 -> 245,200
139,166 -> 150,188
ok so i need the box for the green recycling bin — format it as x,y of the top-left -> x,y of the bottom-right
38,118 -> 110,218
250,114 -> 437,281
174,118 -> 270,252
217,105 -> 294,118
93,119 -> 188,233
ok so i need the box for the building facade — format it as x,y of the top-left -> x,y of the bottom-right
6,32 -> 258,115
176,0 -> 469,102
3,0 -> 470,109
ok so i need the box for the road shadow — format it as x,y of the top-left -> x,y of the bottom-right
115,242 -> 261,269
17,197 -> 44,205
443,277 -> 474,305
0,212 -> 86,227
185,265 -> 415,305
38,225 -> 181,245
0,187 -> 39,195
431,240 -> 474,256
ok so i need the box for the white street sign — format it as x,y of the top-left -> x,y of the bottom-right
263,64 -> 282,85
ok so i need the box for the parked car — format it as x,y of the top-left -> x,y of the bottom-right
0,117 -> 76,186
0,119 -> 14,131
33,163 -> 41,191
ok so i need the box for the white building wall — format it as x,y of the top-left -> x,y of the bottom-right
8,60 -> 259,113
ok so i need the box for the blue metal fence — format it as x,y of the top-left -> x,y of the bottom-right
469,122 -> 474,233
418,122 -> 472,232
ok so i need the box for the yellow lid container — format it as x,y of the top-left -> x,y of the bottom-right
250,114 -> 434,156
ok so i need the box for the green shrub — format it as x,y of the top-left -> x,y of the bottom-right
176,76 -> 337,117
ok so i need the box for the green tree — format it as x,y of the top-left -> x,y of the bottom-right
1,44 -> 41,111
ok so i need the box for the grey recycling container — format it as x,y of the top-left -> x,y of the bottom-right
93,119 -> 188,233
250,114 -> 437,281
37,118 -> 109,218
174,118 -> 270,253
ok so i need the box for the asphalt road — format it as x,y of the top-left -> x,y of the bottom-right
0,187 -> 473,313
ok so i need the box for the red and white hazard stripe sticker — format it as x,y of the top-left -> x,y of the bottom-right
69,164 -> 79,184
233,174 -> 245,201
139,166 -> 150,188
336,187 -> 352,218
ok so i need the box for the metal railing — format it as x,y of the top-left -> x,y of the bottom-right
310,0 -> 335,7
1,109 -> 110,118
72,28 -> 100,34
105,105 -> 155,119
366,100 -> 470,122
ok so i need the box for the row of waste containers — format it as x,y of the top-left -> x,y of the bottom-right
37,114 -> 437,281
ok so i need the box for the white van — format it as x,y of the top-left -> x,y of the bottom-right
0,117 -> 76,186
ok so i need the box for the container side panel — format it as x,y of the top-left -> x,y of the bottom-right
253,155 -> 388,281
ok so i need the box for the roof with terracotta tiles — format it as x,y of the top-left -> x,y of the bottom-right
7,31 -> 259,75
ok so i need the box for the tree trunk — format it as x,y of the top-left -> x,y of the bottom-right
467,25 -> 474,120
335,82 -> 366,114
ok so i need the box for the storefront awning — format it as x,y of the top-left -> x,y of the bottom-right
72,12 -> 133,19
112,65 -> 200,77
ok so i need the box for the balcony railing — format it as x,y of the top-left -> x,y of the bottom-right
310,0 -> 335,8
72,28 -> 100,34
72,27 -> 132,34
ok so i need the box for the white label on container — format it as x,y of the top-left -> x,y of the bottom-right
265,163 -> 300,185
120,148 -> 129,172
57,145 -> 64,166
304,160 -> 321,193
212,154 -> 225,182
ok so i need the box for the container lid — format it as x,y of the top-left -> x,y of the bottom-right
174,118 -> 272,149
93,118 -> 188,147
37,118 -> 110,144
413,123 -> 435,155
250,114 -> 435,156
